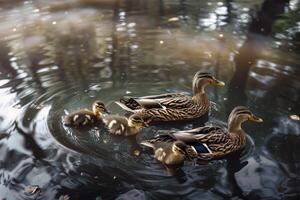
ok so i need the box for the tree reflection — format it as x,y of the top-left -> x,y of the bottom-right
227,0 -> 290,113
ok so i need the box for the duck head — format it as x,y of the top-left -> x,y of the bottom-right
92,101 -> 109,116
228,106 -> 263,132
128,114 -> 148,129
192,71 -> 225,95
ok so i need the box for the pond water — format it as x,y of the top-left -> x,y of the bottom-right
0,0 -> 300,199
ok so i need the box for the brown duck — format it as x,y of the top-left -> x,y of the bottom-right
115,71 -> 225,122
142,106 -> 263,160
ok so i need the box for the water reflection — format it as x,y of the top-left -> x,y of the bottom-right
0,0 -> 299,199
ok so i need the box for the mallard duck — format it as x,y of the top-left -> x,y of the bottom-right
141,140 -> 197,166
63,101 -> 109,126
142,106 -> 263,160
115,71 -> 225,122
102,114 -> 148,136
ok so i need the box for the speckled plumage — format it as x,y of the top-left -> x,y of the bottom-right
142,106 -> 263,160
116,71 -> 225,122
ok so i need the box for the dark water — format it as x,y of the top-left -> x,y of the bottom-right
0,0 -> 300,199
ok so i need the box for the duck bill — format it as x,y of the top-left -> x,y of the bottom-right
249,115 -> 263,123
212,79 -> 225,87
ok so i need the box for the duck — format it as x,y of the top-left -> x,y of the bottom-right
63,101 -> 109,127
102,114 -> 148,136
115,71 -> 225,122
141,140 -> 198,166
142,106 -> 263,160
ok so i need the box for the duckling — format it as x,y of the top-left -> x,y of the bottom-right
141,140 -> 197,166
144,106 -> 263,160
63,101 -> 108,127
115,71 -> 225,122
102,114 -> 148,136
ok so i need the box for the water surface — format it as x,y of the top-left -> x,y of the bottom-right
0,0 -> 300,199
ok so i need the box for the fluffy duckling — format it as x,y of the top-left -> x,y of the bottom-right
115,71 -> 225,122
102,114 -> 148,136
63,101 -> 108,127
141,140 -> 197,166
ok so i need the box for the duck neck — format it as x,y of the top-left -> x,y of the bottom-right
192,91 -> 208,104
128,126 -> 140,136
193,80 -> 209,99
228,118 -> 244,133
94,111 -> 103,119
193,83 -> 206,95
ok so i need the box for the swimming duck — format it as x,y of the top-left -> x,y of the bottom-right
63,101 -> 108,126
143,106 -> 263,160
102,114 -> 148,136
115,71 -> 225,122
141,140 -> 198,166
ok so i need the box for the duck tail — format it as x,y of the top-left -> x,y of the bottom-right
114,101 -> 135,113
115,97 -> 141,112
140,141 -> 155,149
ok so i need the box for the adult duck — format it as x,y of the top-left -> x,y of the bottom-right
116,71 -> 225,122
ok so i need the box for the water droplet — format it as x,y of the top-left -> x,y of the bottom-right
290,115 -> 300,121
119,11 -> 125,16
25,185 -> 40,195
134,150 -> 140,156
104,58 -> 111,63
130,44 -> 138,49
168,17 -> 179,22
127,22 -> 136,28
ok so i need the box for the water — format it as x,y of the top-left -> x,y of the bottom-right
0,0 -> 300,199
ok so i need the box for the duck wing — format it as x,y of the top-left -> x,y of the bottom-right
172,127 -> 228,154
116,93 -> 190,112
141,133 -> 176,146
170,126 -> 225,142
